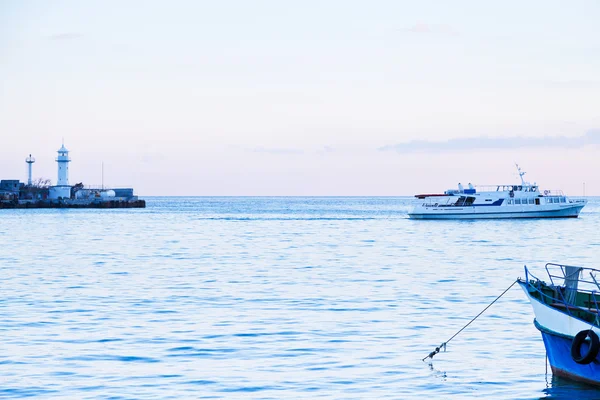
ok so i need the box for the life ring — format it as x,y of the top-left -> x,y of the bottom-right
571,329 -> 600,364
544,190 -> 549,196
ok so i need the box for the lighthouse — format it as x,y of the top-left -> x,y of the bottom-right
56,143 -> 71,186
25,154 -> 35,186
48,142 -> 72,200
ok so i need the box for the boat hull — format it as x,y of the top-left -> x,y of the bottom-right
540,328 -> 600,386
519,280 -> 600,385
408,204 -> 585,219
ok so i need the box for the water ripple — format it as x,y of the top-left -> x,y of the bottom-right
2,196 -> 600,398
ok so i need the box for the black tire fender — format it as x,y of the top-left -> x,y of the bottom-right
571,329 -> 600,364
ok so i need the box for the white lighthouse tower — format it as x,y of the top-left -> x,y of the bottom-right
56,143 -> 70,186
25,154 -> 35,186
48,142 -> 72,200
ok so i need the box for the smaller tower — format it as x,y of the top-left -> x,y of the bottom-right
25,154 -> 35,186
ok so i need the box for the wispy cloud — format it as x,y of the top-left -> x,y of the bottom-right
379,130 -> 600,153
252,147 -> 304,155
237,145 -> 336,155
48,33 -> 84,41
543,80 -> 600,89
400,23 -> 459,37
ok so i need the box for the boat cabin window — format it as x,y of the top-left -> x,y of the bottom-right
507,199 -> 514,205
560,197 -> 566,203
528,198 -> 535,205
535,198 -> 540,205
515,198 -> 522,205
455,196 -> 475,206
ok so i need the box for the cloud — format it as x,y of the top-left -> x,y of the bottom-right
48,33 -> 84,41
252,147 -> 304,155
316,146 -> 335,155
379,130 -> 600,153
400,23 -> 459,37
544,80 -> 600,89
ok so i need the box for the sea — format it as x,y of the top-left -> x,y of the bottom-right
2,196 -> 600,399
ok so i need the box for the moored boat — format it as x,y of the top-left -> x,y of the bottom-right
519,263 -> 600,386
409,165 -> 587,219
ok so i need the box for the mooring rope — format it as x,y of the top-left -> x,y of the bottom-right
422,279 -> 518,362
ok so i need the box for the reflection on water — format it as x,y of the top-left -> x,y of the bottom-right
427,361 -> 448,380
542,375 -> 600,399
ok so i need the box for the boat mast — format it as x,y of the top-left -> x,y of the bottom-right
515,163 -> 526,185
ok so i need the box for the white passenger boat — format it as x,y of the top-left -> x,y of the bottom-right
409,165 -> 587,219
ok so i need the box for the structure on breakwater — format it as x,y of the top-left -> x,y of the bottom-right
0,143 -> 145,209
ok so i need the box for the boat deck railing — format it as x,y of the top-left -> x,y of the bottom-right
524,263 -> 600,321
475,184 -> 538,193
540,189 -> 565,196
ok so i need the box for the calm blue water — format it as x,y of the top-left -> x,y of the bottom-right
2,197 -> 600,399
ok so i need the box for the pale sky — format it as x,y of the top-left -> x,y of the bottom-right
1,0 -> 599,195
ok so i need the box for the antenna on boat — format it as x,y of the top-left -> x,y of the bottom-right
515,163 -> 526,185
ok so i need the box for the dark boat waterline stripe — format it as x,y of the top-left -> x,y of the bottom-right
410,208 -> 582,216
409,214 -> 579,218
551,366 -> 600,387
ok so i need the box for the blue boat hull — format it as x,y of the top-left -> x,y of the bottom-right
541,328 -> 600,386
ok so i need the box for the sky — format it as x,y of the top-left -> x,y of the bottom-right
1,0 -> 599,195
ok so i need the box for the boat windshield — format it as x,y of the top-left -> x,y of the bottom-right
454,196 -> 475,206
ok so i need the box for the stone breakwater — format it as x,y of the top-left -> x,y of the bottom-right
0,199 -> 146,209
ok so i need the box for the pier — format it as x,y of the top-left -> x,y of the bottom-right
0,198 -> 146,209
